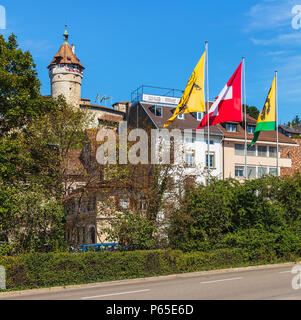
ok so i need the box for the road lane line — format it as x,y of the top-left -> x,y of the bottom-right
279,270 -> 292,274
81,289 -> 151,300
200,277 -> 243,284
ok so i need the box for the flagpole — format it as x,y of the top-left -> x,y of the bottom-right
243,57 -> 248,180
205,41 -> 210,185
275,70 -> 279,176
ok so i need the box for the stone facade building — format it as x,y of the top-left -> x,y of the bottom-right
281,139 -> 301,176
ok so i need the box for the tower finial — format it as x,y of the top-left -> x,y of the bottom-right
63,24 -> 69,43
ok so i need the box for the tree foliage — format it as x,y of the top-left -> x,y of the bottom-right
242,104 -> 260,120
0,34 -> 93,253
168,174 -> 301,256
0,34 -> 56,134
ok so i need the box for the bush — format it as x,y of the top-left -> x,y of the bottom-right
168,174 -> 301,255
0,248 -> 299,291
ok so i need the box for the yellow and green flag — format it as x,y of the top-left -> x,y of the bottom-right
249,76 -> 276,147
164,51 -> 206,128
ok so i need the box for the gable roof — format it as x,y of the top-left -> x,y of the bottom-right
138,102 -> 224,136
220,113 -> 296,145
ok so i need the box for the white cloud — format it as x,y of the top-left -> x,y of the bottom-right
251,31 -> 301,45
246,0 -> 295,32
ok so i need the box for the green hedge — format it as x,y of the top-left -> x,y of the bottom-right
0,249 -> 300,291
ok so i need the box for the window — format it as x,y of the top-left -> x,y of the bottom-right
247,166 -> 256,179
178,113 -> 185,120
140,200 -> 147,211
120,199 -> 130,210
269,167 -> 278,176
247,145 -> 256,157
185,151 -> 195,167
206,152 -> 215,168
226,123 -> 237,132
197,112 -> 204,121
235,144 -> 244,156
248,126 -> 255,134
258,146 -> 267,157
235,165 -> 245,178
81,202 -> 87,214
88,201 -> 95,212
258,167 -> 268,178
269,146 -> 277,158
185,137 -> 195,143
150,105 -> 163,117
184,133 -> 196,143
154,106 -> 163,117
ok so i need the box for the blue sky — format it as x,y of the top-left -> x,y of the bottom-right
1,0 -> 301,123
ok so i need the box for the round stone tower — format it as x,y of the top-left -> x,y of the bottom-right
48,26 -> 85,108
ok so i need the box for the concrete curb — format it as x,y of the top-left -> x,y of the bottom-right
0,261 -> 299,298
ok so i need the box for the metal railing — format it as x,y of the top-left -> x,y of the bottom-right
131,85 -> 183,103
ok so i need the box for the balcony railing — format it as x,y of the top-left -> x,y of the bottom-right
131,85 -> 183,103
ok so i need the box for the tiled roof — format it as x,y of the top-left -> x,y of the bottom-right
113,101 -> 131,105
80,103 -> 126,116
279,124 -> 301,134
98,113 -> 124,122
139,102 -> 224,136
220,113 -> 296,145
48,42 -> 85,69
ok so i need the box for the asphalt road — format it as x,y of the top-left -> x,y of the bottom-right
1,263 -> 301,300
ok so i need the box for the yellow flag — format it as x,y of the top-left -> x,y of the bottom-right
249,76 -> 276,147
256,76 -> 276,125
164,51 -> 206,128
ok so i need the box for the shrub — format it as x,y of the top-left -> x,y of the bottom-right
0,248 -> 299,291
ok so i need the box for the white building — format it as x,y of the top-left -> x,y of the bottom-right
128,88 -> 224,185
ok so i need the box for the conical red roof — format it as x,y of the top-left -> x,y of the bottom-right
48,42 -> 85,70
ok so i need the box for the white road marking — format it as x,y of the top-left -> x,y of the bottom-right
279,270 -> 292,274
200,277 -> 243,284
81,289 -> 151,300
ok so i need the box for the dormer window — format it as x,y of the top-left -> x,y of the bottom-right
248,126 -> 255,134
226,123 -> 237,132
197,112 -> 204,121
150,105 -> 163,117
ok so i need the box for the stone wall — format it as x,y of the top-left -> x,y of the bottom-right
50,65 -> 83,107
281,139 -> 301,176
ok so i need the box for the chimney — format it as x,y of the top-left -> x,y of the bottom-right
71,44 -> 75,54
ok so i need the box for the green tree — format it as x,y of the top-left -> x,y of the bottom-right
168,175 -> 301,254
0,34 -> 94,253
242,104 -> 260,119
0,34 -> 56,134
292,115 -> 300,126
0,186 -> 66,254
103,210 -> 158,249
